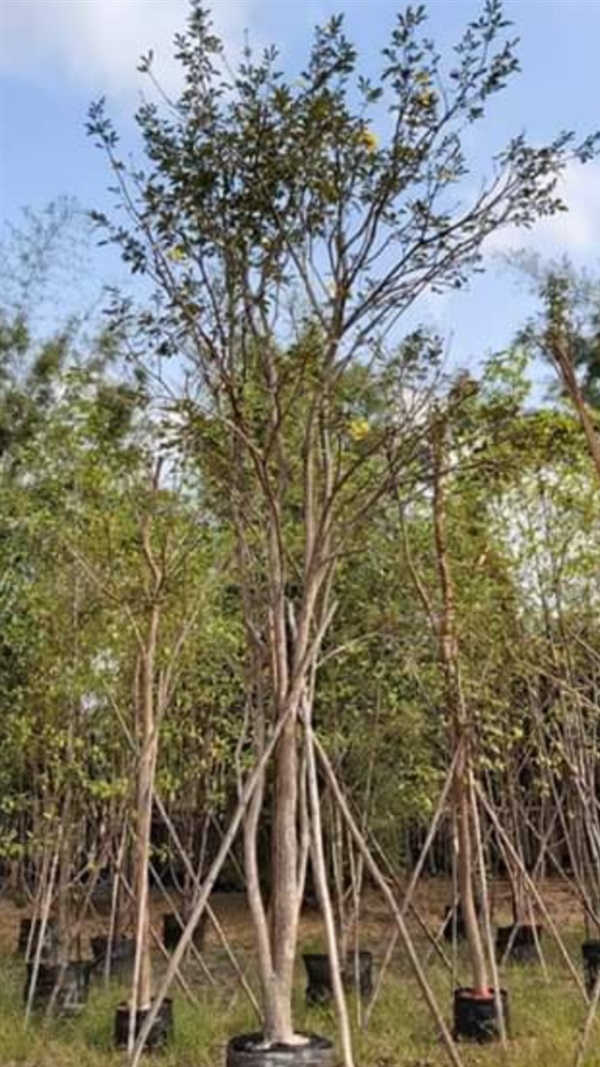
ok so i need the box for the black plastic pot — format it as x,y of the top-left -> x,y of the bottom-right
582,940 -> 600,996
91,880 -> 114,917
24,960 -> 93,1016
90,935 -> 135,980
453,987 -> 509,1043
162,910 -> 207,952
303,954 -> 334,1006
114,997 -> 174,1050
442,905 -> 467,943
301,892 -> 320,914
226,1032 -> 337,1066
17,918 -> 56,959
496,924 -> 543,963
303,952 -> 374,1005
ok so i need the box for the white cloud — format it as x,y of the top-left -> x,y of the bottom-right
0,0 -> 255,96
487,160 -> 600,260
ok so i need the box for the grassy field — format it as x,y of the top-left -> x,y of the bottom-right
0,944 -> 598,1067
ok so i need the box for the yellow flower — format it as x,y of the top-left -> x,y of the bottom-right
168,246 -> 187,263
414,90 -> 436,109
360,128 -> 379,153
348,418 -> 371,442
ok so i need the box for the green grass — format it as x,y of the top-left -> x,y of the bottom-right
0,949 -> 598,1067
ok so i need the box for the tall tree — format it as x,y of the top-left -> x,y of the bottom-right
88,0 -> 598,1049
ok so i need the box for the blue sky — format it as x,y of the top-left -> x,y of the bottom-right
1,0 -> 599,379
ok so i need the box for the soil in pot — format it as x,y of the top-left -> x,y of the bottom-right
114,997 -> 174,1050
453,987 -> 509,1043
90,935 -> 135,980
582,940 -> 600,996
24,960 -> 93,1017
162,910 -> 207,952
17,918 -> 57,959
226,1032 -> 337,1067
496,924 -> 543,963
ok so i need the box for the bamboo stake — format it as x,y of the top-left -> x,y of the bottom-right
365,747 -> 459,1025
477,782 -> 589,1002
305,716 -> 355,1067
24,842 -> 60,1024
573,968 -> 600,1067
148,860 -> 216,987
470,780 -> 508,1052
154,793 -> 259,1015
105,822 -> 128,984
118,868 -> 198,1004
312,729 -> 466,1067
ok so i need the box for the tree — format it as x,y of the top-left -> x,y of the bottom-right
509,257 -> 600,480
87,0 -> 598,1051
542,271 -> 600,483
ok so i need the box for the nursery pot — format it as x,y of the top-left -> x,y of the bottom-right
442,905 -> 467,942
582,940 -> 600,996
226,1032 -> 337,1067
301,892 -> 320,914
453,987 -> 509,1043
90,935 -> 135,980
114,997 -> 174,1050
303,952 -> 373,1005
17,918 -> 56,959
342,950 -> 374,997
496,924 -> 543,963
163,910 -> 207,952
24,960 -> 93,1016
303,954 -> 334,1005
87,870 -> 114,916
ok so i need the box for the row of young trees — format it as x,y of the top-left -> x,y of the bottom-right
1,2 -> 599,1064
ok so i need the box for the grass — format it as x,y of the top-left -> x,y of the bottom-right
0,945 -> 598,1067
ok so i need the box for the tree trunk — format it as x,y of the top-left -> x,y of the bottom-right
131,604 -> 160,1021
267,708 -> 301,1043
132,737 -> 156,1012
454,750 -> 488,993
56,786 -> 73,966
432,416 -> 490,996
